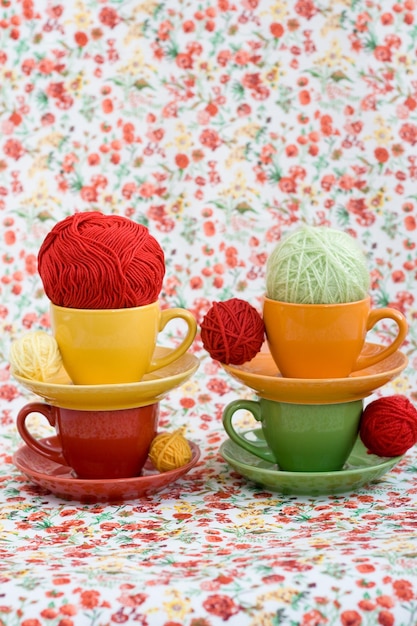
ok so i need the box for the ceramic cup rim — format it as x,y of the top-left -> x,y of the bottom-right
263,295 -> 371,309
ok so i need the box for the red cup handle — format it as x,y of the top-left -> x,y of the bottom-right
16,402 -> 66,465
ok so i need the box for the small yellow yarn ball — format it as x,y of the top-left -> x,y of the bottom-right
9,331 -> 64,382
149,428 -> 192,472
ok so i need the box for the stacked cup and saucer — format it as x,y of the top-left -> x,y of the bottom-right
11,301 -> 200,503
219,226 -> 409,497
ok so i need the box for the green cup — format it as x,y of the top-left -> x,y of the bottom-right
222,398 -> 363,472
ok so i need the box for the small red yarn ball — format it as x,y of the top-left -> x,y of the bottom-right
360,395 -> 417,457
38,211 -> 165,309
201,298 -> 265,365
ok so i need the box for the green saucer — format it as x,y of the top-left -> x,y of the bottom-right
220,429 -> 403,496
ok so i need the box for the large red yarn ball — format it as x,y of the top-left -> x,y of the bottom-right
201,298 -> 265,365
38,212 -> 165,309
360,395 -> 417,457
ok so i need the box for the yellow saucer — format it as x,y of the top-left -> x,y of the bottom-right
222,343 -> 408,404
13,347 -> 199,411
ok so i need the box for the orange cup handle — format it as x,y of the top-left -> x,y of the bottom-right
353,307 -> 408,372
148,308 -> 197,372
16,402 -> 66,465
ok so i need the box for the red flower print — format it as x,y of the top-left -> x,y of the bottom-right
381,12 -> 394,25
355,563 -> 375,573
202,594 -> 240,620
79,590 -> 101,609
206,378 -> 230,395
270,22 -> 284,37
321,174 -> 336,191
261,574 -> 285,583
300,609 -> 328,625
102,98 -> 113,113
273,559 -> 312,572
320,114 -> 334,135
59,604 -> 77,616
278,177 -> 297,193
393,579 -> 414,600
175,154 -> 189,168
358,600 -> 377,611
0,384 -> 19,401
374,46 -> 392,62
199,129 -> 222,150
295,0 -> 317,19
377,611 -> 394,626
3,139 -> 24,160
376,595 -> 395,609
176,53 -> 193,69
111,609 -> 129,623
340,611 -> 362,626
38,58 -> 55,74
375,147 -> 389,163
347,197 -> 367,216
117,592 -> 147,607
80,186 -> 98,202
241,72 -> 261,90
41,608 -> 59,619
345,120 -> 363,135
400,123 -> 417,145
75,31 -> 88,46
99,7 -> 120,28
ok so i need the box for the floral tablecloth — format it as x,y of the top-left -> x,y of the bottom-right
1,1 -> 417,624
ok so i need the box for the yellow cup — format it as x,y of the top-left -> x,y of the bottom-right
263,295 -> 408,379
51,302 -> 197,384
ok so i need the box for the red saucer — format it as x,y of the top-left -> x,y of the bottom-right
13,436 -> 201,503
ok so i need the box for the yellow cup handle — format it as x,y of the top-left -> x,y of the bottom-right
148,308 -> 197,372
353,307 -> 408,372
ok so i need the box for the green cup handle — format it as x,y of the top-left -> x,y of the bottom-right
149,308 -> 197,372
222,399 -> 276,464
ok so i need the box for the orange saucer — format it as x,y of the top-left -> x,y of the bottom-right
222,343 -> 408,404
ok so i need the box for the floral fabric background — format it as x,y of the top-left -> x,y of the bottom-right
0,1 -> 417,625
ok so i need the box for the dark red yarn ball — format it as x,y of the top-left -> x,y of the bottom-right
360,395 -> 417,457
200,298 -> 265,365
38,212 -> 165,309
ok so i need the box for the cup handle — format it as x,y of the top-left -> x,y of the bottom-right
148,308 -> 197,372
222,399 -> 276,463
353,307 -> 408,372
16,402 -> 66,465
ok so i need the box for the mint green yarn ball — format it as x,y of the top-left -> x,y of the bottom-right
265,225 -> 370,304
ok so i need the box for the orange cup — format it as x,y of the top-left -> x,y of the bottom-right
263,295 -> 408,379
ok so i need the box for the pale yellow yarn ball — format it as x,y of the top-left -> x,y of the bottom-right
9,331 -> 64,382
149,428 -> 192,472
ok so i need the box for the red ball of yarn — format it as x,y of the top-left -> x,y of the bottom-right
201,298 -> 265,365
360,395 -> 417,457
38,212 -> 165,309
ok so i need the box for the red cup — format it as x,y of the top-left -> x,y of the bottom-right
16,402 -> 159,479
